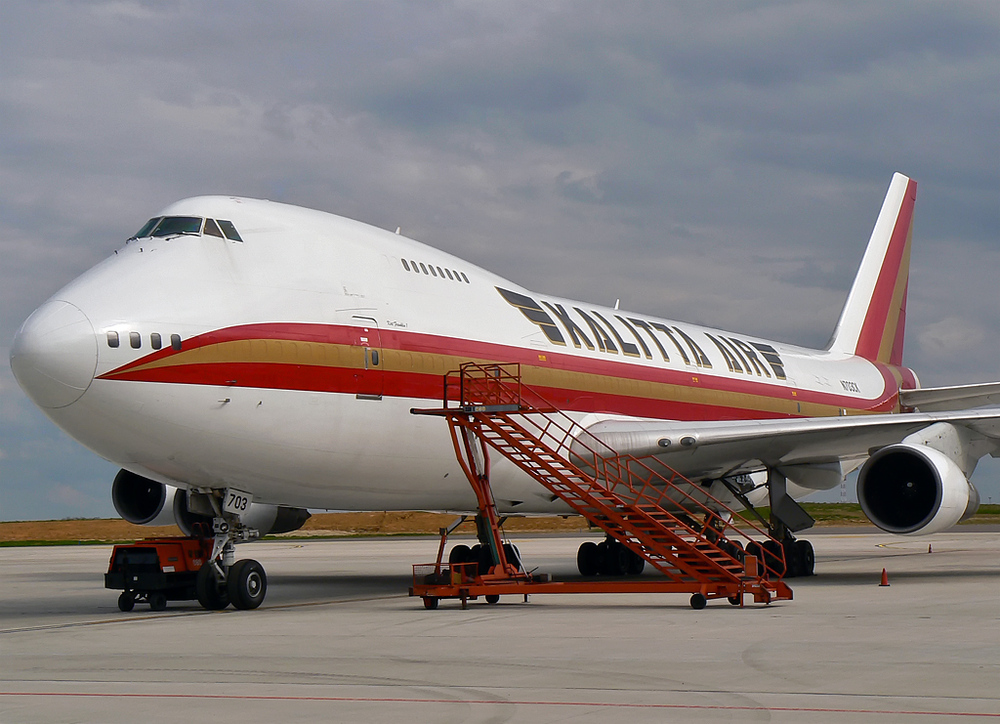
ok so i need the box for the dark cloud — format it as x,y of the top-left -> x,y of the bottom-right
1,1 -> 999,518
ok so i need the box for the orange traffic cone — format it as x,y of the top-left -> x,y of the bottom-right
879,568 -> 889,586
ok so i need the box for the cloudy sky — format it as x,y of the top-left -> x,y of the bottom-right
2,1 -> 999,520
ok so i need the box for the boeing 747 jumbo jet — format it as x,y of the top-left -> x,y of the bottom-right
10,173 -> 1000,609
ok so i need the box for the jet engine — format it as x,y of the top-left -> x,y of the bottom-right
111,469 -> 310,536
857,443 -> 979,535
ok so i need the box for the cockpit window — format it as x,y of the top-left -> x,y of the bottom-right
132,217 -> 163,239
151,216 -> 203,237
217,220 -> 243,242
128,215 -> 242,243
203,218 -> 224,238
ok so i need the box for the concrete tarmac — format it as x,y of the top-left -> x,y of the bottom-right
1,528 -> 998,723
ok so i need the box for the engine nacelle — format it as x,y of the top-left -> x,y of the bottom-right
111,469 -> 310,536
111,469 -> 179,526
858,443 -> 980,535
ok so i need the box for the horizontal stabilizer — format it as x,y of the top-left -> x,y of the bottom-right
900,382 -> 1000,412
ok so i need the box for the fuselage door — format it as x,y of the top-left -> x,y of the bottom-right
352,315 -> 383,400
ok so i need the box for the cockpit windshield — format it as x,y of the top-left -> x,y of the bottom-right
151,216 -> 203,237
132,217 -> 162,239
130,216 -> 243,242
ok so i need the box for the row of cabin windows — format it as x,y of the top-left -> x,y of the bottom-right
130,216 -> 243,242
400,258 -> 470,283
107,331 -> 182,351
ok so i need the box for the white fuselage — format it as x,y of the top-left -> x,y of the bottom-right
12,197 -> 906,514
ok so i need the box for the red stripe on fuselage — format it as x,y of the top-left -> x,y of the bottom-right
98,323 -> 902,419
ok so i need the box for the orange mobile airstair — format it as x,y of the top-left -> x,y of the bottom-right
410,362 -> 793,610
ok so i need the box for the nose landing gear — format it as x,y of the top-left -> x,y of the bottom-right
105,489 -> 270,612
199,511 -> 268,610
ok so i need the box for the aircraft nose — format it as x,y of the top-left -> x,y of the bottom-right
10,300 -> 98,409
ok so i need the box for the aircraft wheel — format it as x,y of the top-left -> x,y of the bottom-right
476,544 -> 495,574
468,545 -> 482,576
598,541 -> 629,576
485,594 -> 500,604
449,544 -> 471,565
148,592 -> 167,612
196,564 -> 231,610
626,548 -> 645,576
724,539 -> 745,563
228,559 -> 267,610
763,540 -> 785,578
795,539 -> 815,577
117,591 -> 135,612
784,540 -> 803,578
690,593 -> 707,610
577,541 -> 599,576
610,542 -> 632,576
503,543 -> 522,571
423,596 -> 439,610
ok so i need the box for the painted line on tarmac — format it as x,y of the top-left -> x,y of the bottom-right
0,593 -> 408,634
0,691 -> 998,718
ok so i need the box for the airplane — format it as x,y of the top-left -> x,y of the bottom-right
10,172 -> 1000,609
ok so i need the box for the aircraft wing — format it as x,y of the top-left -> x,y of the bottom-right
900,382 -> 1000,412
582,408 -> 1000,485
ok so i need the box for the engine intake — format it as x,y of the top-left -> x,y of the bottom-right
858,443 -> 979,535
111,469 -> 310,536
112,469 -> 177,526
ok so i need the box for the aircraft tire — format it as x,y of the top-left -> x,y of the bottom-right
609,542 -> 632,576
502,543 -> 522,571
595,541 -> 611,575
577,541 -> 599,576
476,544 -> 494,574
762,540 -> 785,578
784,541 -> 803,578
626,548 -> 645,576
228,559 -> 267,610
448,544 -> 471,565
795,539 -> 815,577
196,564 -> 230,610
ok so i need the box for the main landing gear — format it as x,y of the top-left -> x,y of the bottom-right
573,519 -> 814,579
446,514 -> 524,584
576,537 -> 645,577
715,468 -> 817,579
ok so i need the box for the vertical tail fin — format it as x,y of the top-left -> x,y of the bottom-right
828,173 -> 917,365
